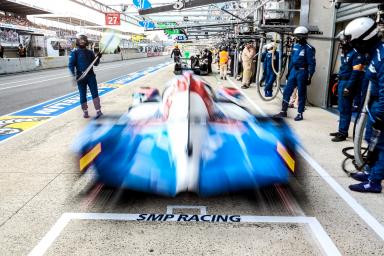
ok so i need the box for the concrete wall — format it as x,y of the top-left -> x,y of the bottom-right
306,0 -> 336,108
0,52 -> 164,75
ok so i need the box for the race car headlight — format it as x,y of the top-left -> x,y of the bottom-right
277,142 -> 295,173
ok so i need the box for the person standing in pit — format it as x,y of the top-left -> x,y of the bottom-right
330,32 -> 365,142
345,17 -> 384,193
262,43 -> 279,97
69,33 -> 102,119
241,41 -> 256,89
219,46 -> 229,80
171,45 -> 182,62
274,26 -> 316,121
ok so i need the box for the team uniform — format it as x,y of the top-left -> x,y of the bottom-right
68,48 -> 101,115
337,48 -> 365,137
262,50 -> 279,97
282,43 -> 316,115
350,42 -> 384,192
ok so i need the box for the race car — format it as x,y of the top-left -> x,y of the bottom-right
73,73 -> 299,197
132,86 -> 160,105
190,55 -> 209,76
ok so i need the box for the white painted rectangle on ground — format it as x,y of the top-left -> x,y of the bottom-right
29,213 -> 340,256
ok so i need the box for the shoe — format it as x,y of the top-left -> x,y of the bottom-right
265,91 -> 272,97
331,133 -> 347,142
349,181 -> 382,193
224,77 -> 227,80
83,111 -> 89,118
241,85 -> 250,89
95,110 -> 103,119
273,111 -> 287,118
350,171 -> 369,182
220,77 -> 223,80
288,103 -> 294,108
294,113 -> 303,121
329,132 -> 340,136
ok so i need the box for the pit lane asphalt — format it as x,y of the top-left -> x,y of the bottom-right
0,56 -> 170,115
0,64 -> 383,255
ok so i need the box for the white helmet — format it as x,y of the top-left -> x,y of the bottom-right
344,17 -> 378,41
336,30 -> 344,39
294,26 -> 309,36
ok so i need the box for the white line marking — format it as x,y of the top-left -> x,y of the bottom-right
298,147 -> 384,240
228,77 -> 384,241
29,213 -> 340,256
0,72 -> 69,86
0,56 -> 167,87
28,214 -> 71,256
0,62 -> 154,91
0,63 -> 171,145
166,205 -> 207,215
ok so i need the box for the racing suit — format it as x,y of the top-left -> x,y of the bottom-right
263,50 -> 279,96
364,41 -> 384,183
68,48 -> 101,112
281,42 -> 316,114
337,48 -> 365,136
171,48 -> 182,62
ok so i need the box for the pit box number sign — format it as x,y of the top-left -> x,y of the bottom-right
105,13 -> 120,25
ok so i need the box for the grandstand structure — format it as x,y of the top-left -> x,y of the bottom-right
0,0 -> 150,58
0,0 -> 57,57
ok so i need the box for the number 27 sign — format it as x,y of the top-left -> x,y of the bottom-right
105,13 -> 120,25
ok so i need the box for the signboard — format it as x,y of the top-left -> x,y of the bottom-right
105,13 -> 121,25
132,34 -> 145,42
133,0 -> 152,10
138,20 -> 156,29
157,22 -> 180,36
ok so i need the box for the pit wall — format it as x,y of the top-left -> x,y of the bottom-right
0,52 -> 168,75
306,1 -> 336,108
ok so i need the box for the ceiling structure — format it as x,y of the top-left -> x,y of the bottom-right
122,0 -> 268,41
129,0 -> 302,42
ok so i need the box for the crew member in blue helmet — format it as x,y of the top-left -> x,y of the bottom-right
262,43 -> 279,97
69,33 -> 102,118
274,26 -> 316,121
330,31 -> 365,142
345,17 -> 384,193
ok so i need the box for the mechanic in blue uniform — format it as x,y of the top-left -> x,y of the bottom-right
330,32 -> 365,142
344,17 -> 384,193
275,26 -> 316,121
69,33 -> 102,118
262,43 -> 279,97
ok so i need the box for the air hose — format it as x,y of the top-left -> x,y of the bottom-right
257,33 -> 290,102
341,82 -> 372,176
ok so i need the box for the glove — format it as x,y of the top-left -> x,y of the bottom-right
306,76 -> 312,86
96,52 -> 103,58
372,117 -> 383,131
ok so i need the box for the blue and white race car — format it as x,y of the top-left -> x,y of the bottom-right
73,73 -> 299,197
